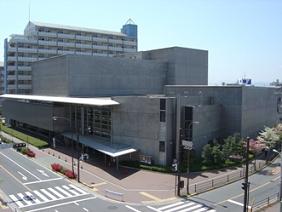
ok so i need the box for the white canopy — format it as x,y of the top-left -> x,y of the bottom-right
1,94 -> 119,106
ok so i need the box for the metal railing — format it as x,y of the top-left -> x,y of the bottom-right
251,192 -> 279,211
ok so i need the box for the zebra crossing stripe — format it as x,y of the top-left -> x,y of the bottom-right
192,207 -> 209,212
55,186 -> 73,197
62,185 -> 80,195
9,194 -> 25,207
68,184 -> 87,194
164,202 -> 195,212
40,189 -> 57,200
178,204 -> 202,212
33,190 -> 49,202
25,192 -> 40,204
158,202 -> 184,210
47,188 -> 65,199
17,193 -> 32,206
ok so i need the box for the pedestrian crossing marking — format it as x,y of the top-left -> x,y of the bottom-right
9,184 -> 89,208
147,200 -> 216,212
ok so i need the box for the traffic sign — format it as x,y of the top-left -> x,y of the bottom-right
182,140 -> 193,149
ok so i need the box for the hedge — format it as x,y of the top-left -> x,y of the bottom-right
0,123 -> 48,149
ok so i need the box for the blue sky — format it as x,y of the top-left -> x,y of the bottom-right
0,0 -> 281,84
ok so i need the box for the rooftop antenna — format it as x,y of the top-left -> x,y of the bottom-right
28,0 -> 31,23
125,18 -> 135,25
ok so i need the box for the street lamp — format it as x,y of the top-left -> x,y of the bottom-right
273,148 -> 282,210
52,116 -> 76,179
182,121 -> 199,195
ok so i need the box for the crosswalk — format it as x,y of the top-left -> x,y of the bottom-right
147,200 -> 216,212
9,184 -> 88,208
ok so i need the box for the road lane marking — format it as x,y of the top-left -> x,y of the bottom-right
25,192 -> 40,204
140,192 -> 161,201
0,152 -> 41,180
68,184 -> 87,194
23,177 -> 63,185
83,208 -> 89,212
227,199 -> 251,209
193,208 -> 209,212
25,196 -> 96,212
147,206 -> 161,212
158,202 -> 183,210
9,194 -> 25,207
33,190 -> 49,202
125,205 -> 141,212
37,169 -> 49,177
74,202 -> 79,205
40,189 -> 57,200
55,186 -> 73,197
164,202 -> 195,212
17,171 -> 28,181
47,188 -> 65,199
62,185 -> 80,195
17,193 -> 32,206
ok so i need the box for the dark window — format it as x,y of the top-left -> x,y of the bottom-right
160,111 -> 166,122
159,141 -> 165,152
160,99 -> 166,110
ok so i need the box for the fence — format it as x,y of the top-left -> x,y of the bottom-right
187,160 -> 266,195
251,192 -> 279,211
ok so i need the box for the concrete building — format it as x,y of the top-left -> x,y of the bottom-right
4,21 -> 137,94
0,62 -> 4,95
2,47 -> 282,167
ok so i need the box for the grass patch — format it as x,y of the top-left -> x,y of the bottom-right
0,123 -> 48,149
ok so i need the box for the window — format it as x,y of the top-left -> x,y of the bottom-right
160,99 -> 166,110
160,111 -> 166,122
159,141 -> 165,152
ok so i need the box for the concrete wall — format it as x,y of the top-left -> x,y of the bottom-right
241,86 -> 281,137
32,56 -> 69,96
141,47 -> 208,85
112,96 -> 173,165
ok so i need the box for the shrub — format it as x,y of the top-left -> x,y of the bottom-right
64,170 -> 76,179
20,147 -> 29,155
51,163 -> 62,172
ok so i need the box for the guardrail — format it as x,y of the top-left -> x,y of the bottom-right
251,192 -> 279,211
187,160 -> 266,195
104,189 -> 124,202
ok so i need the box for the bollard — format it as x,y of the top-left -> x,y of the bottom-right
227,175 -> 229,182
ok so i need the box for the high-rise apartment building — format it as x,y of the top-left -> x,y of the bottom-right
0,62 -> 4,94
4,21 -> 138,94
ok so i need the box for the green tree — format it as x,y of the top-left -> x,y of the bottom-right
201,144 -> 213,165
212,144 -> 224,164
258,126 -> 280,148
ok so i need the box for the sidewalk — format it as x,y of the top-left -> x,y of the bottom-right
0,131 -> 273,205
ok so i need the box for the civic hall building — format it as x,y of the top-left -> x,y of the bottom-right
2,47 -> 282,166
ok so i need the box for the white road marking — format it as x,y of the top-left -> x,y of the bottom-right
74,202 -> 79,205
55,186 -> 73,197
40,189 -> 57,200
227,199 -> 251,209
23,177 -> 63,185
25,196 -> 96,212
177,204 -> 202,212
17,171 -> 28,181
9,194 -> 25,207
69,184 -> 87,194
47,188 -> 65,199
146,206 -> 161,212
0,152 -> 41,180
164,202 -> 195,212
33,190 -> 49,202
125,205 -> 142,212
158,202 -> 184,210
192,208 -> 209,212
17,193 -> 32,206
62,185 -> 80,195
37,169 -> 49,177
25,192 -> 40,204
83,208 -> 89,212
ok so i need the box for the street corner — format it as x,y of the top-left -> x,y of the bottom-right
140,191 -> 177,205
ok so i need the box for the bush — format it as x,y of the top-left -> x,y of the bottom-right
51,163 -> 62,172
64,170 -> 76,179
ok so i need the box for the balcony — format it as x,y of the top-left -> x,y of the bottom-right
75,52 -> 92,56
17,57 -> 37,62
8,47 -> 17,52
76,35 -> 92,41
109,39 -> 123,44
7,56 -> 17,62
17,47 -> 38,53
92,37 -> 108,42
123,40 -> 137,46
58,33 -> 75,39
108,46 -> 123,52
58,50 -> 75,55
58,42 -> 75,48
76,43 -> 92,49
93,45 -> 108,50
18,66 -> 32,71
38,48 -> 57,54
7,66 -> 16,71
18,84 -> 32,89
7,75 -> 16,80
123,48 -> 137,53
38,31 -> 57,37
38,40 -> 57,46
18,75 -> 32,80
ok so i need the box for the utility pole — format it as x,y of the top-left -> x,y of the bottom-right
243,137 -> 250,212
176,96 -> 181,196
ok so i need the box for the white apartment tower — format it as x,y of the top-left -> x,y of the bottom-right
4,21 -> 138,94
